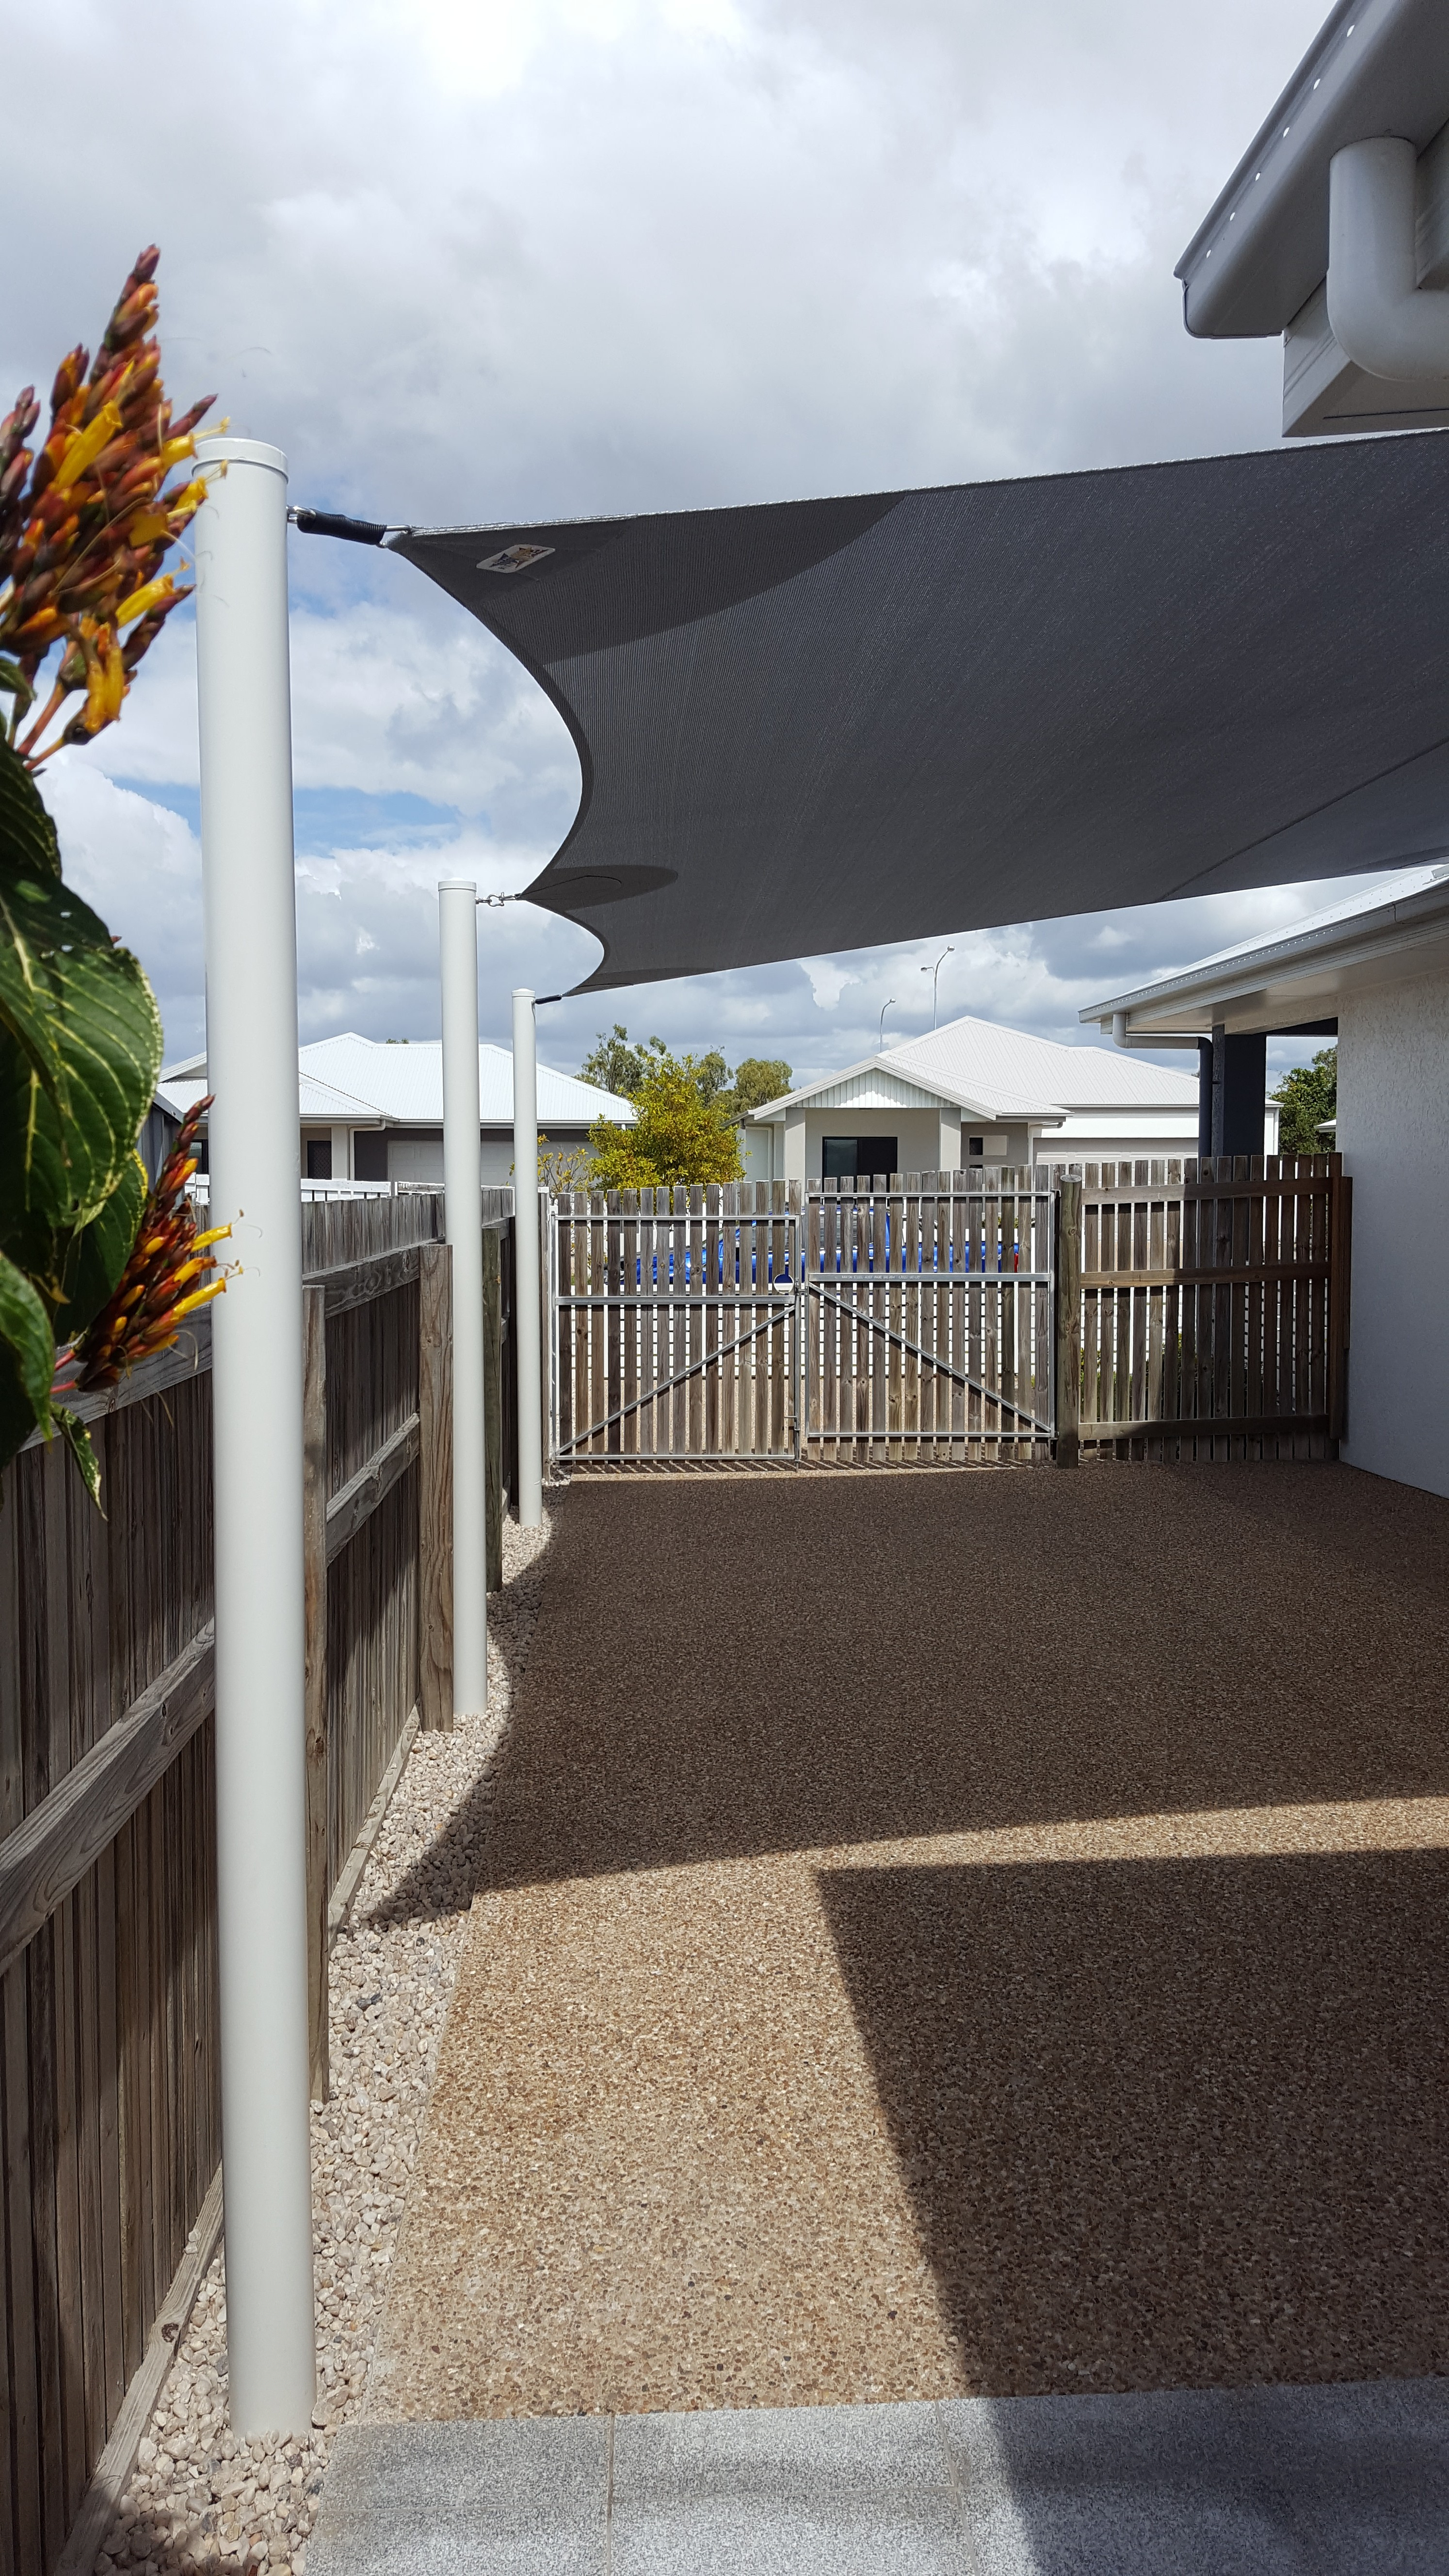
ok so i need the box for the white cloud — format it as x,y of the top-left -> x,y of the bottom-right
90,600 -> 578,834
803,960 -> 857,1011
44,763 -> 205,1019
8,0 -> 1348,1077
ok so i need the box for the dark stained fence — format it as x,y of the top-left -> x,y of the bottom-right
0,1190 -> 448,2576
1075,1155 -> 1350,1463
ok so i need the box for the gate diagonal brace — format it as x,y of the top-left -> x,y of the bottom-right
806,1280 -> 1052,1434
556,1304 -> 789,1454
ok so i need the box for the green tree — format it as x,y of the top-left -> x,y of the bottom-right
587,1051 -> 742,1190
579,1024 -> 667,1098
580,1023 -> 733,1106
1272,1046 -> 1337,1155
714,1055 -> 791,1122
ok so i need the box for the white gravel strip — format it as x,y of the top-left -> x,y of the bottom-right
91,1509 -> 553,2576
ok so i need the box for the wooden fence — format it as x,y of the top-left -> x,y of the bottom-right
551,1175 -> 1056,1466
1062,1154 -> 1350,1464
550,1163 -> 1348,1470
0,1190 -> 458,2576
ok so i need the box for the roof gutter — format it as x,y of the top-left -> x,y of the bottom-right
1083,870 -> 1449,1029
1175,0 -> 1449,339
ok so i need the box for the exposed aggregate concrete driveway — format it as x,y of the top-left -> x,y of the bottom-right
368,1463 -> 1449,2421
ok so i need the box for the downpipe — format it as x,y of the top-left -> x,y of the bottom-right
1327,136 -> 1449,385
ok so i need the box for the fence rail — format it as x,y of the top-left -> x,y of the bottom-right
550,1161 -> 1347,1471
1072,1155 -> 1348,1462
0,1190 -> 452,2576
804,1173 -> 1053,1462
552,1185 -> 800,1463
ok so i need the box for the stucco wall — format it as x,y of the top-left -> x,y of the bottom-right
365,1126 -> 594,1189
1337,970 -> 1449,1498
805,1107 -> 951,1177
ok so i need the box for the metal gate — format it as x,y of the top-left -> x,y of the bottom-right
549,1174 -> 1056,1466
551,1186 -> 802,1463
801,1173 -> 1055,1462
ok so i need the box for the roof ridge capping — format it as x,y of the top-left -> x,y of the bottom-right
747,1014 -> 1197,1122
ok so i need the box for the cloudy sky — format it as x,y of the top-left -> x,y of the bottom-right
8,0 -> 1362,1087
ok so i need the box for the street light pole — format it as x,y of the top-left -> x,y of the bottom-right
878,999 -> 895,1051
921,945 -> 954,1030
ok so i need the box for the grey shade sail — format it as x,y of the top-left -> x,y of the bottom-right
389,434 -> 1449,995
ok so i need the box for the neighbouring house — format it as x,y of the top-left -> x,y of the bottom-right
741,1013 -> 1265,1181
1080,864 -> 1449,1500
157,1031 -> 635,1188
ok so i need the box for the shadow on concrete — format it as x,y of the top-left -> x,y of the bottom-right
817,1848 -> 1449,2396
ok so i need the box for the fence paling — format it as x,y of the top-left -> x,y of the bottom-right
0,1190 -> 451,2576
552,1186 -> 801,1464
553,1174 -> 1058,1469
1073,1156 -> 1343,1461
550,1161 -> 1345,1472
800,1175 -> 1054,1464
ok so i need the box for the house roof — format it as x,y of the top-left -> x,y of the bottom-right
749,1014 -> 1200,1125
1079,863 -> 1449,1040
158,1033 -> 635,1128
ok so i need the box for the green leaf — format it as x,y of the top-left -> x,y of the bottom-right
54,1405 -> 102,1510
0,1246 -> 55,1474
0,730 -> 61,881
0,738 -> 161,1250
0,658 -> 35,720
56,1151 -> 147,1342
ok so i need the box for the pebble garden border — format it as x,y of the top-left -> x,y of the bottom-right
89,1511 -> 553,2576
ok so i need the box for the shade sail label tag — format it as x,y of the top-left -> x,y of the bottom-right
476,542 -> 556,574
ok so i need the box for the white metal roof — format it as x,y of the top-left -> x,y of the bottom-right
158,1034 -> 635,1129
1079,863 -> 1449,1038
749,1014 -> 1199,1125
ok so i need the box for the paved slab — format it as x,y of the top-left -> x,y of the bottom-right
306,2378 -> 1449,2574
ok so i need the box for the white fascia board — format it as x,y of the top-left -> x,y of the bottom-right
751,1052 -> 915,1114
1176,0 -> 1449,340
1082,877 -> 1449,1035
749,1053 -> 1043,1123
1050,1105 -> 1199,1137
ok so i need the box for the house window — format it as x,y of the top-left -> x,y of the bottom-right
354,1130 -> 388,1182
968,1136 -> 984,1158
305,1137 -> 332,1179
822,1135 -> 898,1181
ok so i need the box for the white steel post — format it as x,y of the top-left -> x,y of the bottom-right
439,882 -> 488,1716
193,437 -> 315,2436
511,988 -> 544,1528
